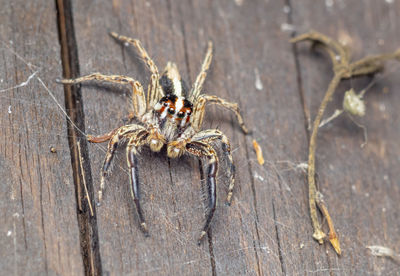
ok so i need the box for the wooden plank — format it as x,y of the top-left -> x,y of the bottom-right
173,1 -> 318,275
39,0 -> 400,275
291,1 -> 400,275
165,1 -> 299,274
69,0 -> 304,274
0,1 -> 84,275
71,1 -> 215,274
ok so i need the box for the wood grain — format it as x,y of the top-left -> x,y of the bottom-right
0,1 -> 84,275
1,0 -> 399,275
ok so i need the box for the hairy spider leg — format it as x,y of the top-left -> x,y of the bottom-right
223,141 -> 235,205
58,73 -> 146,118
98,124 -> 146,202
191,129 -> 236,205
87,127 -> 120,143
127,135 -> 149,235
189,41 -> 213,102
192,94 -> 249,134
109,32 -> 162,109
187,142 -> 219,244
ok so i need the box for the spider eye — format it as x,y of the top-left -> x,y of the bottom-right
168,108 -> 175,115
177,112 -> 185,118
163,102 -> 168,107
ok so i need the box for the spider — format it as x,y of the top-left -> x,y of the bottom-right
58,32 -> 248,244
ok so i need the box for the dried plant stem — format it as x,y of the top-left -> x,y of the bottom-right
307,71 -> 344,245
77,141 -> 94,216
292,30 -> 400,255
319,109 -> 343,128
316,192 -> 341,255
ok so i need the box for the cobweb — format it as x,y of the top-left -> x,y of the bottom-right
1,37 -> 399,276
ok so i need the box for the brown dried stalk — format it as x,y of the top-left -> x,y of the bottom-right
316,192 -> 340,255
291,31 -> 400,255
77,141 -> 94,216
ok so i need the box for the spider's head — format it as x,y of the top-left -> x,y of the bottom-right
154,94 -> 193,128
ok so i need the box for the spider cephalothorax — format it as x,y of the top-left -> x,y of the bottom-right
58,32 -> 248,244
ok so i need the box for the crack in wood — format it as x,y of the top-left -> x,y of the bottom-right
177,0 -> 193,84
207,229 -> 217,276
38,163 -> 49,275
272,199 -> 286,275
55,0 -> 102,275
285,0 -> 311,140
243,135 -> 263,276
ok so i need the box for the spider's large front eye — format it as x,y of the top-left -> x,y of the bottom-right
168,108 -> 175,115
177,112 -> 185,118
163,102 -> 168,107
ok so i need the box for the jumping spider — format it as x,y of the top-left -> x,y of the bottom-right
58,32 -> 248,244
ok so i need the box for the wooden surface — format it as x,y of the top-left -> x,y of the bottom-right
0,1 -> 84,275
0,0 -> 399,275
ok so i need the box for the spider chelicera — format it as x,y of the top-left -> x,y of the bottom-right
58,32 -> 248,244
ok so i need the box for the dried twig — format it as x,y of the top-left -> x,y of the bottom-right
316,192 -> 340,255
319,109 -> 343,128
291,30 -> 400,254
77,141 -> 94,216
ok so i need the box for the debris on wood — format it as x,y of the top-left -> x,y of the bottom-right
367,245 -> 400,263
254,68 -> 263,91
343,88 -> 366,117
252,139 -> 265,165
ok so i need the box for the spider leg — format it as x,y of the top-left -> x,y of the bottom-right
186,142 -> 219,244
109,32 -> 159,75
126,134 -> 149,235
57,73 -> 146,118
87,127 -> 119,143
98,124 -> 146,202
109,32 -> 162,109
192,94 -> 249,134
189,41 -> 213,102
191,129 -> 236,205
